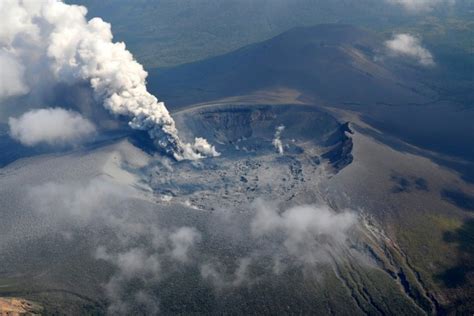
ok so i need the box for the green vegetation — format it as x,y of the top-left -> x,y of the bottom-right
68,0 -> 472,69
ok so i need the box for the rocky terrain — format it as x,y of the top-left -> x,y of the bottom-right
0,297 -> 42,315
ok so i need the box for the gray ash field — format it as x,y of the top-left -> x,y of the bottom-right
157,104 -> 353,209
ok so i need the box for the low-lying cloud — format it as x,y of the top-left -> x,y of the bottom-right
169,227 -> 202,263
29,177 -> 132,221
26,174 -> 363,313
386,0 -> 455,12
251,200 -> 357,265
200,257 -> 254,290
200,200 -> 360,292
28,176 -> 202,315
9,107 -> 96,146
96,247 -> 162,314
385,33 -> 435,66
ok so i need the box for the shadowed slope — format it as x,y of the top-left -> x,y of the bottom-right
150,24 -> 431,108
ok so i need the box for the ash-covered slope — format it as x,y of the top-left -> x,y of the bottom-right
1,99 -> 473,313
2,117 -> 471,314
0,125 -> 428,315
150,24 -> 431,108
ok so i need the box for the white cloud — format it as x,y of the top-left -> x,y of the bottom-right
200,257 -> 253,289
97,247 -> 161,280
169,227 -> 202,263
29,178 -> 132,221
97,226 -> 200,314
385,33 -> 435,66
251,200 -> 357,265
27,176 -> 202,314
386,0 -> 455,12
0,50 -> 28,98
8,107 -> 96,146
200,201 -> 360,292
25,171 -> 367,306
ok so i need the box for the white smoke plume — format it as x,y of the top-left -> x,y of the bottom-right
385,33 -> 435,66
9,108 -> 96,146
0,0 -> 218,160
272,125 -> 285,155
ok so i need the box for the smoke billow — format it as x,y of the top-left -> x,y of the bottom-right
0,0 -> 218,160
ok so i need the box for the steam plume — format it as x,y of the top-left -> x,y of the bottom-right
272,125 -> 285,155
0,0 -> 218,160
